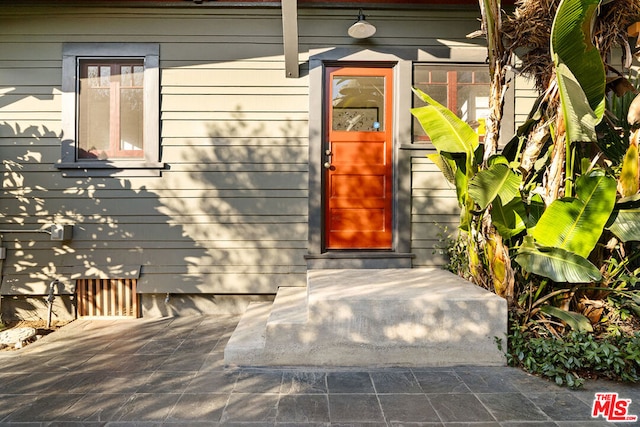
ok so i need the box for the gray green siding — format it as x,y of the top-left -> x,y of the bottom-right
0,5 -> 522,297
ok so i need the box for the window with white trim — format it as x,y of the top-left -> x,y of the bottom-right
58,43 -> 162,175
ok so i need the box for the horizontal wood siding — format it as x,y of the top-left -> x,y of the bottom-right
0,7 -> 311,295
513,75 -> 539,127
0,6 -> 492,294
410,155 -> 459,267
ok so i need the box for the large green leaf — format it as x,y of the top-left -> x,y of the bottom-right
468,164 -> 522,210
455,164 -> 471,210
551,0 -> 605,117
526,194 -> 546,229
616,193 -> 640,209
540,305 -> 594,332
515,236 -> 602,283
607,209 -> 640,242
492,196 -> 526,240
531,170 -> 616,258
555,62 -> 602,143
458,175 -> 474,231
411,88 -> 479,159
427,153 -> 456,185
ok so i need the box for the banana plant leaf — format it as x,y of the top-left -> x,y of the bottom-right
551,0 -> 606,124
411,88 -> 479,160
607,208 -> 640,242
515,236 -> 602,283
540,305 -> 594,332
617,137 -> 639,197
616,193 -> 640,209
487,154 -> 509,167
555,62 -> 603,143
531,170 -> 616,258
427,153 -> 456,185
594,120 -> 628,165
492,196 -> 526,240
526,194 -> 546,229
468,164 -> 522,210
455,165 -> 471,211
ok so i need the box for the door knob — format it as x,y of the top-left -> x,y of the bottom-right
323,162 -> 332,169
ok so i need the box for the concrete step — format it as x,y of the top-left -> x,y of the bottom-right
224,268 -> 507,367
224,288 -> 308,365
223,301 -> 269,363
267,286 -> 308,326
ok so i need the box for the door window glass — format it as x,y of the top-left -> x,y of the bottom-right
331,76 -> 385,132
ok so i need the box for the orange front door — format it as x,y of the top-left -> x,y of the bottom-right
324,66 -> 394,249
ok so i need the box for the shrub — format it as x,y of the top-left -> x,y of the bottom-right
501,323 -> 640,388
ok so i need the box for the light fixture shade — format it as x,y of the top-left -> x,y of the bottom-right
348,11 -> 376,39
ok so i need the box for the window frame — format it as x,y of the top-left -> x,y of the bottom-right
78,59 -> 146,160
58,43 -> 163,176
412,63 -> 492,144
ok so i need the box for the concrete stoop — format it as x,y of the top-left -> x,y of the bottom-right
224,268 -> 507,367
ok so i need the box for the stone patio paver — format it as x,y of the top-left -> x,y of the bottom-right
0,315 -> 637,426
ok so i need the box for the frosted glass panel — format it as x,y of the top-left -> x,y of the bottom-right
332,76 -> 385,132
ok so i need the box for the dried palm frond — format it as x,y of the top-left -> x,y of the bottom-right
595,0 -> 640,66
503,0 -> 640,92
502,0 -> 559,90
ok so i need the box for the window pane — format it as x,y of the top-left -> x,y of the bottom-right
100,66 -> 111,87
77,59 -> 144,160
458,70 -> 473,83
87,66 -> 99,87
420,85 -> 448,107
79,65 -> 111,159
475,71 -> 491,84
133,66 -> 144,86
431,70 -> 447,83
120,88 -> 144,153
457,85 -> 491,131
121,66 -> 132,86
412,65 -> 490,142
332,76 -> 385,131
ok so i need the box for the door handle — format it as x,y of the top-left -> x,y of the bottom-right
324,149 -> 333,169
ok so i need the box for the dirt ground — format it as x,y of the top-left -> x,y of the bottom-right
0,319 -> 71,351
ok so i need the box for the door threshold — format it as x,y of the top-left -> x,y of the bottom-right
305,252 -> 414,269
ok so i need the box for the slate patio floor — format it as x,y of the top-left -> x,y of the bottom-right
0,315 -> 637,426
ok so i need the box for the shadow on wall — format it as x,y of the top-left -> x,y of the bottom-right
0,122 -> 196,318
0,106 -> 308,320
147,108 -> 309,292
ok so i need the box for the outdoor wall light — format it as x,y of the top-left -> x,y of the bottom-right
348,9 -> 376,39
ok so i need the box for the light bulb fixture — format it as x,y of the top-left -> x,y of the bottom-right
348,9 -> 376,39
